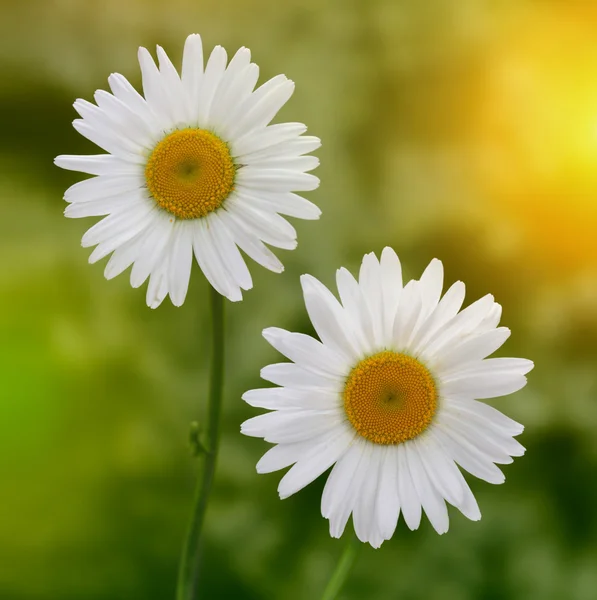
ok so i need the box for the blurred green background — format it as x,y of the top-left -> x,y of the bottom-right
2,1 -> 597,598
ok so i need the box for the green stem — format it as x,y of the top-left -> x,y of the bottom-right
321,534 -> 360,600
177,287 -> 225,600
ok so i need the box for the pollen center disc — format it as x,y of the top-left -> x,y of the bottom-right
145,128 -> 235,220
343,351 -> 438,445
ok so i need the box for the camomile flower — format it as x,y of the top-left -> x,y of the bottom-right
241,248 -> 532,548
55,34 -> 320,308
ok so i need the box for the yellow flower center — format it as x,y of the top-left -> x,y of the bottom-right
343,351 -> 437,445
145,128 -> 235,220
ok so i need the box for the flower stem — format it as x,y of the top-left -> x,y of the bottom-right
177,287 -> 225,600
321,534 -> 360,600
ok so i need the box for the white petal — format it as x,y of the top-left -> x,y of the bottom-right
241,155 -> 319,173
104,229 -> 148,280
323,440 -> 367,539
447,357 -> 534,377
404,442 -> 449,534
321,441 -> 360,519
256,439 -> 314,474
411,280 -> 466,356
418,258 -> 444,317
146,254 -> 170,309
277,425 -> 355,499
380,247 -> 403,342
81,197 -> 154,248
242,387 -> 340,411
479,302 -> 502,331
156,45 -> 187,126
226,195 -> 297,249
216,208 -> 284,273
196,45 -> 228,127
73,102 -> 147,157
433,426 -> 505,484
396,444 -> 422,530
72,119 -> 144,162
93,90 -> 155,148
87,218 -> 155,265
375,446 -> 400,541
262,327 -> 350,376
422,294 -> 497,360
64,174 -> 144,204
423,430 -> 481,521
129,213 -> 174,288
300,274 -> 360,364
138,47 -> 173,129
72,97 -> 107,124
55,155 -> 138,176
446,398 -> 524,436
239,135 -> 321,163
167,221 -> 194,307
227,76 -> 295,141
181,34 -> 204,122
216,63 -> 261,137
454,474 -> 482,521
440,409 -> 525,459
260,363 -> 342,391
415,434 -> 463,506
107,73 -> 158,135
65,193 -> 144,218
240,191 -> 321,221
432,328 -> 511,375
73,97 -> 125,142
393,281 -> 423,350
212,46 -> 251,97
241,409 -> 344,444
353,445 -> 383,546
231,122 -> 307,157
441,372 -> 528,399
236,168 -> 319,193
192,219 -> 242,302
358,252 -> 384,348
335,267 -> 375,356
209,47 -> 254,129
207,212 -> 253,291
438,411 -> 515,464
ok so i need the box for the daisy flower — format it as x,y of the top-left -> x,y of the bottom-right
241,248 -> 533,547
55,34 -> 320,308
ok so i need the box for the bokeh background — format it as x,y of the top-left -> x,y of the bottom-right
2,1 -> 597,598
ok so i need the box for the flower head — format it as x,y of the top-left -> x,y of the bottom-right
241,248 -> 533,547
55,34 -> 320,308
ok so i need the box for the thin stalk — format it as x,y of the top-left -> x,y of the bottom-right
176,288 -> 225,600
321,534 -> 360,600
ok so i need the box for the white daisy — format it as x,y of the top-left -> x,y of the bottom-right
55,34 -> 320,308
241,248 -> 533,548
